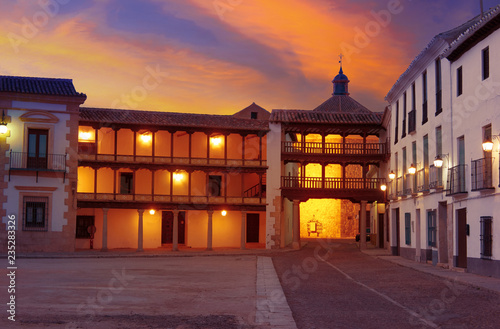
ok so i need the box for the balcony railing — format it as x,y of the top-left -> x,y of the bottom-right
429,165 -> 443,189
417,168 -> 429,192
404,173 -> 414,195
9,151 -> 66,172
471,157 -> 494,191
396,177 -> 403,196
77,193 -> 265,205
408,109 -> 416,133
281,141 -> 387,156
446,164 -> 467,196
281,176 -> 385,190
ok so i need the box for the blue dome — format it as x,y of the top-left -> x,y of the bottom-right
332,67 -> 349,95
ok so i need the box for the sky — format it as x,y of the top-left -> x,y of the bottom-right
0,0 -> 498,115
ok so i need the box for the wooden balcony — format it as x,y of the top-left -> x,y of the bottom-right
280,176 -> 386,203
281,141 -> 388,163
77,192 -> 266,211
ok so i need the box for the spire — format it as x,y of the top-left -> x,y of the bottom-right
332,54 -> 350,96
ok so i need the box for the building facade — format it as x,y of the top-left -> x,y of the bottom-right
386,5 -> 500,278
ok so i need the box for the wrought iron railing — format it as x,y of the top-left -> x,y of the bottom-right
446,164 -> 467,195
404,173 -> 414,195
429,165 -> 443,189
417,168 -> 429,192
471,157 -> 494,191
396,177 -> 403,196
9,151 -> 66,172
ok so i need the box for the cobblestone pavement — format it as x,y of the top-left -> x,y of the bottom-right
272,240 -> 500,329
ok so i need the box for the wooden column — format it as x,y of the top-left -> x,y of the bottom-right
133,130 -> 137,162
151,170 -> 155,201
113,128 -> 118,161
292,200 -> 301,250
241,135 -> 245,166
152,130 -> 156,163
95,127 -> 99,161
224,134 -> 228,166
360,201 -> 367,250
259,135 -> 263,166
170,131 -> 174,163
137,209 -> 144,252
322,162 -> 326,189
188,171 -> 192,203
342,163 -> 346,189
241,211 -> 247,250
101,208 -> 109,251
207,210 -> 214,251
170,171 -> 174,201
113,169 -> 117,200
93,167 -> 97,199
188,132 -> 192,164
207,133 -> 211,164
173,209 -> 179,251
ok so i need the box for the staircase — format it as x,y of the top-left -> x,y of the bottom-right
243,174 -> 266,198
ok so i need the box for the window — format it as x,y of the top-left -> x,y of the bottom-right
427,210 -> 436,247
423,135 -> 429,191
435,126 -> 443,187
251,112 -> 258,119
27,128 -> 49,169
208,175 -> 222,196
394,101 -> 399,144
472,125 -> 493,190
457,66 -> 463,96
482,47 -> 489,80
405,213 -> 411,245
435,59 -> 442,115
402,92 -> 407,138
422,70 -> 428,124
23,196 -> 48,231
76,216 -> 95,239
480,216 -> 492,258
409,83 -> 416,133
412,142 -> 417,193
120,172 -> 134,194
402,147 -> 407,194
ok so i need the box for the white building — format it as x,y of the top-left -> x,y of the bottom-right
386,5 -> 500,278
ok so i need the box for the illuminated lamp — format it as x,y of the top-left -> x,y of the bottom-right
141,132 -> 152,143
388,171 -> 396,180
79,131 -> 92,141
173,171 -> 184,182
434,156 -> 444,168
408,164 -> 416,175
0,110 -> 7,135
380,184 -> 387,191
221,210 -> 227,216
482,137 -> 494,152
210,136 -> 222,146
149,209 -> 156,215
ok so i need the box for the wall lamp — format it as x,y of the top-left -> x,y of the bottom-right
380,184 -> 387,191
388,171 -> 396,180
482,135 -> 500,152
433,154 -> 449,168
408,163 -> 416,175
0,110 -> 8,135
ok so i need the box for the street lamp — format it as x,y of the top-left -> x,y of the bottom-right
388,171 -> 396,180
433,154 -> 449,168
408,163 -> 416,175
0,110 -> 8,135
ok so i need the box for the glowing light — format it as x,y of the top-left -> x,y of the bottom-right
0,124 -> 7,135
380,184 -> 387,191
434,156 -> 444,168
173,171 -> 184,182
141,132 -> 152,143
482,139 -> 493,152
149,209 -> 156,215
79,131 -> 92,141
408,164 -> 416,175
388,171 -> 396,180
210,136 -> 222,146
221,210 -> 227,216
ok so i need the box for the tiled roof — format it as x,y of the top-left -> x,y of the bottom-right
385,13 -> 483,101
442,5 -> 500,60
0,75 -> 86,97
312,95 -> 372,114
269,109 -> 383,125
80,107 -> 269,132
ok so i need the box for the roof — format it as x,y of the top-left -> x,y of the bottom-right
312,95 -> 372,113
232,102 -> 270,120
269,110 -> 382,125
385,13 -> 483,101
0,75 -> 86,97
443,5 -> 500,60
80,107 -> 269,132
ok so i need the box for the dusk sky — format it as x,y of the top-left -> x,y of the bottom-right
1,0 -> 497,114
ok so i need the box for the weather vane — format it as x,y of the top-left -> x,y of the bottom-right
339,53 -> 343,69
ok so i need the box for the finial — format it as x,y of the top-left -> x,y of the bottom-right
338,53 -> 343,73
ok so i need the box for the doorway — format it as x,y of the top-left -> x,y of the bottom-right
456,208 -> 467,268
246,213 -> 260,243
378,213 -> 384,248
162,211 -> 186,244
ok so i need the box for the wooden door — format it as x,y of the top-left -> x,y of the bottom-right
162,211 -> 186,244
27,129 -> 48,169
246,213 -> 259,243
456,208 -> 467,268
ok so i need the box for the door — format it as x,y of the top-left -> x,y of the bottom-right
456,208 -> 467,268
246,213 -> 259,243
162,211 -> 186,244
27,129 -> 48,169
416,209 -> 421,262
378,213 -> 384,248
395,209 -> 400,256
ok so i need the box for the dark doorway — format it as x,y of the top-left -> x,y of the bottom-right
208,175 -> 222,196
456,208 -> 467,268
162,211 -> 185,244
395,208 -> 401,256
378,213 -> 384,248
246,213 -> 260,243
27,129 -> 48,169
